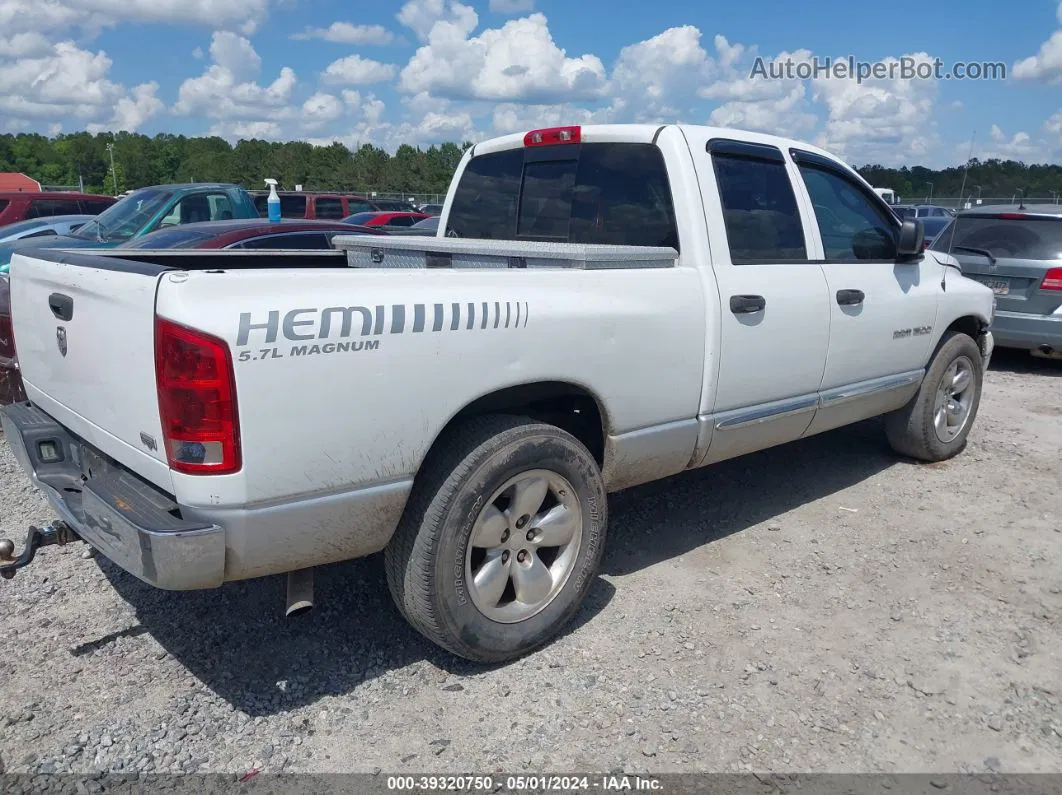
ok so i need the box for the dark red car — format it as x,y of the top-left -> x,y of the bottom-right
0,192 -> 116,228
0,219 -> 385,406
247,191 -> 414,220
120,218 -> 385,250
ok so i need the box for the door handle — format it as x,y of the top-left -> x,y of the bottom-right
836,289 -> 865,306
729,294 -> 766,314
48,293 -> 74,321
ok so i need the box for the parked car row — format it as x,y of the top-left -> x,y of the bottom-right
0,191 -> 116,228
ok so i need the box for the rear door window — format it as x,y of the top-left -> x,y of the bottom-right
81,199 -> 113,214
0,200 -> 9,215
930,216 -> 1062,261
711,151 -> 807,262
447,142 -> 679,248
315,198 -> 344,219
280,196 -> 307,218
27,199 -> 81,218
345,200 -> 373,214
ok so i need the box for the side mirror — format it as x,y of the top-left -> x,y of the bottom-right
897,219 -> 924,260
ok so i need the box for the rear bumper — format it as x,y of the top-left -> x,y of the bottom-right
0,402 -> 225,590
990,310 -> 1062,351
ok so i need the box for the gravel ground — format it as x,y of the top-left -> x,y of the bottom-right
0,349 -> 1059,778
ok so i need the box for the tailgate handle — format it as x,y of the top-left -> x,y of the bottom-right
48,293 -> 74,322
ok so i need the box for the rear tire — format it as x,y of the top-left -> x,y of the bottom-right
385,414 -> 607,663
885,331 -> 983,461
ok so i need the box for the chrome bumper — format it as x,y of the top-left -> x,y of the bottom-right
0,402 -> 225,590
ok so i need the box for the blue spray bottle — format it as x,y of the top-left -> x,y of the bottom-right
264,178 -> 280,223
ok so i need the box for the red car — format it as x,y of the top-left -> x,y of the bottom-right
343,210 -> 431,228
0,219 -> 384,406
0,192 -> 116,228
247,191 -> 415,220
120,218 -> 385,250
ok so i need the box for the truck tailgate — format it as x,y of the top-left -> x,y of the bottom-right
8,250 -> 173,491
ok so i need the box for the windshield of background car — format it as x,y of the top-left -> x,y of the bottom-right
929,216 -> 1062,261
72,188 -> 174,242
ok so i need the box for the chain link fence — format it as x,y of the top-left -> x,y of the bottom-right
908,196 -> 1061,210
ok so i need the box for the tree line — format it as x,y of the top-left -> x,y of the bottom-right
1,131 -> 1060,200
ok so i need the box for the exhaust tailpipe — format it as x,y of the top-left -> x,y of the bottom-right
285,568 -> 315,617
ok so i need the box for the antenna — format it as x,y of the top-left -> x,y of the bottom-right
956,129 -> 975,211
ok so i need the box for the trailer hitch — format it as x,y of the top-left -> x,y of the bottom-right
0,522 -> 80,580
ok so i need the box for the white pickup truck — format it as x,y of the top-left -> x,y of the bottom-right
0,124 -> 994,662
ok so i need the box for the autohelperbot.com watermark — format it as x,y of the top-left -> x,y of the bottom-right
750,55 -> 1007,83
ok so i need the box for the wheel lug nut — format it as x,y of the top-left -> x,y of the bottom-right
516,514 -> 530,529
501,551 -> 510,563
517,550 -> 528,563
526,530 -> 535,542
500,529 -> 510,542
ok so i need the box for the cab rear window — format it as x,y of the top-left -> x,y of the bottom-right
447,142 -> 679,249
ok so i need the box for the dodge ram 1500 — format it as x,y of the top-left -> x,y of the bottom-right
0,124 -> 994,662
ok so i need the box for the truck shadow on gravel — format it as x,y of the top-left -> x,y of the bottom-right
601,417 -> 895,576
93,552 -> 616,717
90,417 -> 897,716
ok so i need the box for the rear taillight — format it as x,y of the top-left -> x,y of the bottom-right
154,316 -> 241,474
1041,267 -> 1062,291
524,126 -> 581,147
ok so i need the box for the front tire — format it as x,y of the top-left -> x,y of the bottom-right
885,331 -> 984,461
385,415 -> 607,663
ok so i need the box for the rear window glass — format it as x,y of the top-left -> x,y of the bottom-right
315,198 -> 344,219
82,200 -> 113,214
448,143 -> 679,248
346,200 -> 373,214
930,216 -> 1062,261
252,195 -> 307,218
346,212 -> 379,225
0,200 -> 9,214
27,199 -> 81,218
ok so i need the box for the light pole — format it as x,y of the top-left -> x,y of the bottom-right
1051,190 -> 1060,205
925,182 -> 934,203
105,142 -> 117,195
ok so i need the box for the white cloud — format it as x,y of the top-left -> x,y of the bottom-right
0,0 -> 270,36
1012,2 -> 1062,83
699,44 -> 817,133
489,0 -> 534,13
88,81 -> 164,132
396,0 -> 478,43
0,32 -> 53,58
971,124 -> 1050,162
0,41 -> 124,119
301,91 -> 344,129
292,22 -> 395,45
491,102 -> 604,134
1046,110 -> 1062,137
400,11 -> 606,102
322,54 -> 397,85
209,29 -> 261,80
1013,31 -> 1062,84
209,120 -> 283,140
810,52 -> 941,165
174,32 -> 297,121
609,26 -> 716,120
